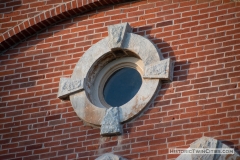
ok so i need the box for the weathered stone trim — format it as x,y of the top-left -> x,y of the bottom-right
58,23 -> 174,130
95,153 -> 126,160
176,137 -> 240,160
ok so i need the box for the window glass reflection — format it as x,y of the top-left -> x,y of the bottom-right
103,67 -> 142,107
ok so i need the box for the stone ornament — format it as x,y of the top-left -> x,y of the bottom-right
95,153 -> 126,160
58,23 -> 174,136
58,78 -> 84,99
100,107 -> 122,136
176,136 -> 240,160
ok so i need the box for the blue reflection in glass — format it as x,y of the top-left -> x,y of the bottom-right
103,67 -> 142,107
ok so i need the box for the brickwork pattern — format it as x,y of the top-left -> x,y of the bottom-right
0,0 -> 130,52
0,0 -> 240,159
0,0 -> 73,33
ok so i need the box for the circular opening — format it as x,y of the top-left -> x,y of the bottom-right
88,56 -> 144,109
103,67 -> 142,107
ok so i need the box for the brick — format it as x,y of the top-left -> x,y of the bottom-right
200,17 -> 217,24
197,71 -> 214,78
183,10 -> 199,17
228,88 -> 240,95
228,110 -> 240,119
185,105 -> 202,112
223,128 -> 240,135
180,112 -> 198,119
198,29 -> 215,36
205,103 -> 221,110
192,13 -> 208,21
223,39 -> 240,46
173,129 -> 190,136
26,144 -> 42,150
167,135 -> 184,143
209,113 -> 226,120
172,97 -> 189,104
199,98 -> 216,105
186,133 -> 202,140
229,121 -> 240,128
194,82 -> 211,89
0,154 -> 15,160
201,119 -> 219,127
183,122 -> 200,129
192,3 -> 209,10
212,79 -> 230,86
140,151 -> 157,158
136,135 -> 153,142
199,109 -> 216,116
198,98 -> 217,109
204,131 -> 222,137
217,25 -> 234,32
168,141 -> 185,148
191,115 -> 208,122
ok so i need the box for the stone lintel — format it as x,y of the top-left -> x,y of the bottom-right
58,77 -> 84,99
143,58 -> 174,81
108,22 -> 132,49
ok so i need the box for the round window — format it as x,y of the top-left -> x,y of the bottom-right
103,67 -> 142,107
87,52 -> 144,109
59,23 -> 172,127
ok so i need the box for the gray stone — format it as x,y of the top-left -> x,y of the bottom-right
190,137 -> 218,149
95,153 -> 126,160
108,23 -> 131,49
215,143 -> 238,160
122,33 -> 162,66
70,91 -> 106,125
100,107 -> 122,136
144,58 -> 174,81
190,137 -> 218,160
57,22 -> 173,130
175,149 -> 192,160
58,77 -> 84,99
175,137 -> 239,160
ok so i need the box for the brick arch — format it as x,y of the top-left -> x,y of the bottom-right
0,0 -> 131,54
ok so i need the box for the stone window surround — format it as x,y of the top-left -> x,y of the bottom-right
58,23 -> 174,128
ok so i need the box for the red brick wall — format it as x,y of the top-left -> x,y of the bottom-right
1,0 -> 240,159
0,0 -> 73,33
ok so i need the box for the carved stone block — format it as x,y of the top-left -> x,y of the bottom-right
144,58 -> 174,81
176,137 -> 239,160
190,136 -> 218,160
95,153 -> 126,160
58,77 -> 84,99
57,23 -> 174,134
108,23 -> 132,49
100,107 -> 122,136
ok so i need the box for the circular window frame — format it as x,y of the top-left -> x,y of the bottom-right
58,23 -> 173,127
91,57 -> 144,109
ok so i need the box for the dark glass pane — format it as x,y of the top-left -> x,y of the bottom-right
103,67 -> 142,107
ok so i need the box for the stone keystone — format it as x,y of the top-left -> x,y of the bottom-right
100,107 -> 122,136
95,153 -> 126,160
108,22 -> 132,49
57,22 -> 174,137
